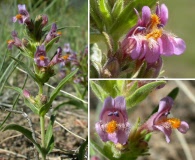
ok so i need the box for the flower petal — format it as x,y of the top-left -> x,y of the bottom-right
154,125 -> 172,143
141,6 -> 151,26
100,97 -> 114,119
178,121 -> 189,134
171,37 -> 186,55
145,42 -> 160,63
95,122 -> 108,142
114,96 -> 128,121
158,97 -> 173,115
160,4 -> 168,26
159,34 -> 174,55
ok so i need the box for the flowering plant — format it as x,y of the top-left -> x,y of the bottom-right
90,0 -> 186,78
1,3 -> 87,160
90,80 -> 190,159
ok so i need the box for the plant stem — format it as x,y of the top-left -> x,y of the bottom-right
38,83 -> 46,160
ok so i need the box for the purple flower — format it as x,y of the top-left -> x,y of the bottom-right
41,15 -> 48,27
140,97 -> 189,143
95,96 -> 131,145
34,45 -> 50,67
7,31 -> 22,49
121,3 -> 186,63
13,4 -> 30,24
34,46 -> 71,67
44,23 -> 61,44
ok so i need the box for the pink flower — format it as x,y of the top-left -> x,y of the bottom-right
121,3 -> 186,63
7,31 -> 22,49
34,45 -> 71,67
140,97 -> 189,143
12,4 -> 30,24
44,23 -> 61,44
95,97 -> 131,145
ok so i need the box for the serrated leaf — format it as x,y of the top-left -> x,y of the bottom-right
90,81 -> 109,101
39,69 -> 78,116
5,86 -> 39,114
10,57 -> 41,84
3,124 -> 44,156
126,81 -> 166,108
78,139 -> 88,160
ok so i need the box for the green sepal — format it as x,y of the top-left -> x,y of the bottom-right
39,68 -> 78,116
45,36 -> 60,52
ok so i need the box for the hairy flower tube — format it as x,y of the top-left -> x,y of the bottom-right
43,23 -> 61,44
95,96 -> 131,145
34,45 -> 71,67
7,31 -> 22,49
140,97 -> 189,143
13,4 -> 30,24
121,3 -> 186,63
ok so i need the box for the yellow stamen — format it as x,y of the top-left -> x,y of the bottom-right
150,14 -> 160,29
57,31 -> 62,36
106,120 -> 117,133
39,56 -> 45,61
16,14 -> 22,20
7,40 -> 14,44
62,55 -> 69,60
167,118 -> 181,129
146,29 -> 162,40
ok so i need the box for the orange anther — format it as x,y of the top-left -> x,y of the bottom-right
106,120 -> 117,133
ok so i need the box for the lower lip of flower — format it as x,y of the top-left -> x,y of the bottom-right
106,120 -> 118,133
62,55 -> 69,60
146,29 -> 162,40
157,117 -> 181,129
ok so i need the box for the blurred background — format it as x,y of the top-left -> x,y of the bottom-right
161,0 -> 195,78
90,80 -> 195,160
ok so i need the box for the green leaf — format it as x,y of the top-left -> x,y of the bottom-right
98,80 -> 118,98
111,0 -> 124,20
5,86 -> 39,114
45,36 -> 60,52
3,124 -> 44,156
90,0 -> 103,31
126,81 -> 166,108
90,81 -> 109,101
45,115 -> 55,154
10,57 -> 41,84
98,0 -> 112,29
53,99 -> 87,113
78,139 -> 88,160
39,69 -> 78,116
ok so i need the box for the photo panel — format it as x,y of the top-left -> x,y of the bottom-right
90,80 -> 193,160
90,0 -> 193,78
0,0 -> 88,159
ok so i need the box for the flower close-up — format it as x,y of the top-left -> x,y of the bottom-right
7,31 -> 22,49
95,96 -> 131,145
121,3 -> 186,63
140,96 -> 189,143
12,4 -> 30,24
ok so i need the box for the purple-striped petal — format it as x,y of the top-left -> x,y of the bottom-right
141,6 -> 151,26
